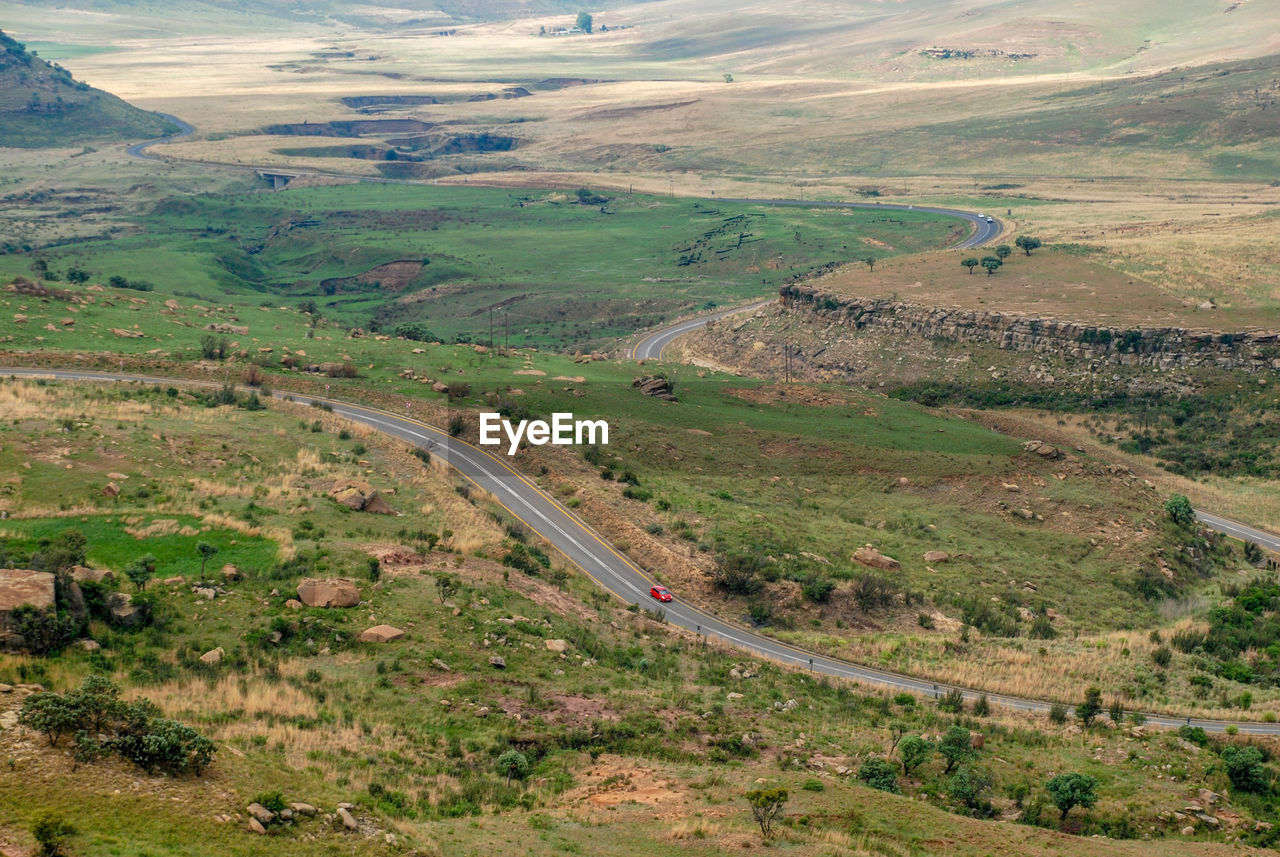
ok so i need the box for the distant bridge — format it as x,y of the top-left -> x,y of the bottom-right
257,170 -> 298,190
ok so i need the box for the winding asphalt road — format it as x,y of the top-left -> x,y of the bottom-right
4,366 -> 1280,734
125,113 -> 196,160
631,200 -> 998,361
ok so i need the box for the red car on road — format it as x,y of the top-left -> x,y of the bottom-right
649,585 -> 673,602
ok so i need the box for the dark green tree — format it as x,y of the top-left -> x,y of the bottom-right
575,11 -> 593,32
961,257 -> 979,274
948,764 -> 993,810
1221,745 -> 1270,793
864,255 -> 876,272
196,541 -> 218,575
1075,686 -> 1103,727
19,691 -> 81,746
981,256 -> 1002,276
899,734 -> 933,774
32,813 -> 75,857
858,757 -> 900,793
1045,772 -> 1098,820
498,749 -> 529,786
1164,493 -> 1194,527
744,787 -> 788,838
994,244 -> 1012,260
1015,235 -> 1043,256
939,725 -> 973,773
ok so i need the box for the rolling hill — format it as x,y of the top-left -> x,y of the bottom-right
0,28 -> 176,147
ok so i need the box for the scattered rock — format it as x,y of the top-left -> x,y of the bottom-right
285,599 -> 303,610
102,482 -> 121,498
476,706 -> 490,717
248,818 -> 267,835
489,655 -> 506,669
77,639 -> 100,652
632,375 -> 677,402
1181,825 -> 1195,836
247,803 -> 277,825
923,551 -> 950,563
1022,440 -> 1062,459
431,658 -> 452,672
106,591 -> 145,628
544,639 -> 569,653
727,692 -> 744,700
296,578 -> 361,608
337,807 -> 357,830
163,576 -> 185,586
195,587 -> 216,600
358,624 -> 404,643
71,565 -> 114,584
329,480 -> 397,515
1198,788 -> 1220,806
221,564 -> 243,581
199,647 -> 225,664
290,803 -> 317,817
852,546 -> 900,571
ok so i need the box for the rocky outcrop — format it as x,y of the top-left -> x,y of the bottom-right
296,578 -> 361,608
358,625 -> 404,643
852,546 -> 900,572
778,285 -> 1280,373
0,570 -> 56,647
632,375 -> 677,401
107,592 -> 145,628
329,481 -> 396,515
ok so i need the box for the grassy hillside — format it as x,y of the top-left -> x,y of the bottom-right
0,29 -> 175,148
1,272 -> 1272,718
0,184 -> 960,350
2,380 -> 1280,855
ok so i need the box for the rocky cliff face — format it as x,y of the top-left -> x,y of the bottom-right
779,284 -> 1280,373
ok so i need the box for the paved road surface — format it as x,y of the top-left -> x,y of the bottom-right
630,200 -> 998,361
126,114 -> 197,161
5,367 -> 1279,734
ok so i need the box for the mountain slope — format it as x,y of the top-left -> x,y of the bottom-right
0,29 -> 175,147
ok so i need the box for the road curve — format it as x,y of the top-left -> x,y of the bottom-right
5,366 -> 1279,734
125,113 -> 197,161
630,199 -> 999,360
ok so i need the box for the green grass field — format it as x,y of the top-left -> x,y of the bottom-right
0,184 -> 959,350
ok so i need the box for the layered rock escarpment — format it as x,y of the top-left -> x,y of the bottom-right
779,285 -> 1280,373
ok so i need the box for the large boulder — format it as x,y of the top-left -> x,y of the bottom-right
632,375 -> 677,402
71,565 -> 115,585
329,480 -> 396,515
296,578 -> 361,608
62,580 -> 87,627
107,591 -> 145,628
0,570 -> 57,646
852,546 -> 901,572
358,625 -> 405,643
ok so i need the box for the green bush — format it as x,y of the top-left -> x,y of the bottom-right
857,757 -> 900,794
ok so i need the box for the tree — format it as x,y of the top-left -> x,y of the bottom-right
858,757 -> 900,793
994,244 -> 1012,261
31,813 -> 75,857
981,256 -> 1002,276
18,691 -> 81,746
939,725 -> 973,774
1015,235 -> 1042,256
1221,745 -> 1270,793
66,266 -> 89,285
948,764 -> 993,810
497,749 -> 529,786
744,787 -> 788,838
1076,686 -> 1103,727
961,257 -> 979,275
124,558 -> 153,592
196,541 -> 219,575
1108,699 -> 1124,725
1164,493 -> 1194,527
864,255 -> 876,272
367,556 -> 381,583
67,674 -> 123,732
1045,772 -> 1098,820
576,11 -> 593,32
434,571 -> 459,604
899,735 -> 933,774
